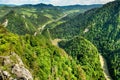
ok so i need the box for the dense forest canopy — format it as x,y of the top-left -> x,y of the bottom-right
48,1 -> 120,80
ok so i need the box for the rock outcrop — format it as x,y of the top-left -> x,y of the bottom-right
12,64 -> 33,80
0,52 -> 33,80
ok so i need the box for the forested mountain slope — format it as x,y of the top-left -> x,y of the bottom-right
0,3 -> 102,35
59,37 -> 105,80
49,1 -> 120,80
83,1 -> 120,79
49,1 -> 119,39
0,5 -> 62,35
0,24 -> 106,80
0,10 -> 37,35
0,25 -> 88,80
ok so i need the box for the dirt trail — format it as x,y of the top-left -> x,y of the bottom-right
99,54 -> 113,80
34,21 -> 51,36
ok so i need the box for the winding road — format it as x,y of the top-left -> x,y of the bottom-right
34,14 -> 67,36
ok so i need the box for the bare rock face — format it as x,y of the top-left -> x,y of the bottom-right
1,56 -> 12,66
3,71 -> 10,77
0,70 -> 11,80
0,52 -> 33,80
10,52 -> 24,66
12,64 -> 33,80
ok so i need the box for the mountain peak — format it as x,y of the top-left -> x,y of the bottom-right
22,3 -> 53,7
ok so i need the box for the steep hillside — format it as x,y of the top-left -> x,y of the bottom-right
49,1 -> 120,39
0,25 -> 87,80
59,37 -> 105,80
49,1 -> 120,80
0,4 -> 64,35
0,25 -> 33,80
0,10 -> 37,35
0,3 -> 102,35
83,1 -> 120,79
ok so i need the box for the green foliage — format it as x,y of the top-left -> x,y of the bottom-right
49,1 -> 120,79
82,1 -> 120,79
49,7 -> 98,39
59,36 -> 105,80
20,35 -> 86,80
0,25 -> 87,80
0,25 -> 19,55
0,7 -> 64,35
0,3 -> 101,35
0,10 -> 37,35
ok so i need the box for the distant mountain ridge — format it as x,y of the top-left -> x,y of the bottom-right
59,4 -> 103,9
0,3 -> 103,8
21,3 -> 54,7
0,4 -> 16,7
